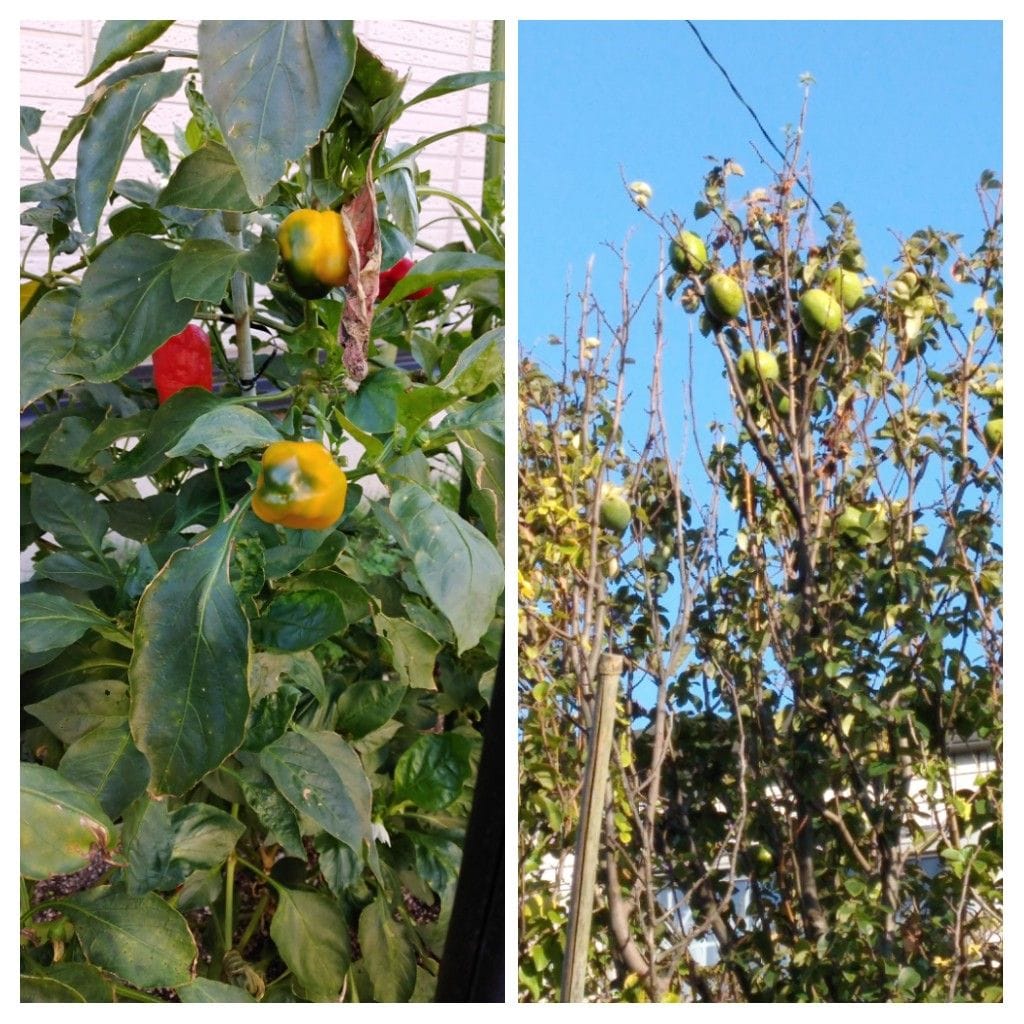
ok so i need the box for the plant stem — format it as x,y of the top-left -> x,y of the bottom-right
111,985 -> 163,1002
236,890 -> 270,954
417,186 -> 503,251
233,854 -> 278,889
213,462 -> 228,519
224,802 -> 240,947
223,211 -> 255,400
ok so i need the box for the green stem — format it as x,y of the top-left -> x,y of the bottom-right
416,186 -> 503,251
224,802 -> 240,946
111,985 -> 163,1002
484,21 -> 505,185
213,462 -> 228,519
233,854 -> 280,890
236,890 -> 270,954
251,312 -> 294,334
223,388 -> 296,407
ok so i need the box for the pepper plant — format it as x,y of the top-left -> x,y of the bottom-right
21,20 -> 504,1003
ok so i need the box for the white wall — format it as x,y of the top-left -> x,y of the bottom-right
20,19 -> 496,272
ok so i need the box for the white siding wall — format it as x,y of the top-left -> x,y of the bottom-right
20,19 -> 496,273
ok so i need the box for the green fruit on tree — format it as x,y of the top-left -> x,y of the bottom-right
599,484 -> 632,534
670,230 -> 708,275
799,288 -> 843,338
984,418 -> 1002,456
737,348 -> 780,384
912,294 -> 937,316
777,388 -> 827,417
822,268 -> 864,311
704,273 -> 744,322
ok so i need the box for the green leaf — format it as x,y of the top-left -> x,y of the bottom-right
380,483 -> 503,653
21,591 -> 113,655
20,105 -> 43,151
378,123 -> 502,176
36,416 -> 97,471
101,52 -> 169,88
25,681 -> 129,745
250,650 -> 327,705
33,551 -> 119,592
167,802 -> 246,877
104,388 -> 221,482
315,834 -> 363,898
394,385 -> 453,439
346,368 -> 406,434
335,679 -> 408,739
78,21 -> 175,86
20,290 -> 81,408
36,962 -> 114,1003
75,69 -> 186,236
239,234 -> 279,284
358,897 -> 416,1002
458,426 -> 503,546
895,965 -> 922,991
438,326 -> 504,397
121,794 -> 174,895
259,730 -> 373,856
66,235 -> 197,382
404,70 -> 503,108
19,976 -> 86,1003
129,520 -> 251,796
242,684 -> 300,752
405,830 -> 462,894
394,733 -> 474,811
20,764 -> 113,879
236,764 -> 305,858
380,158 -> 419,243
30,473 -> 109,557
843,876 -> 866,896
372,612 -> 441,689
270,888 -> 350,1002
59,886 -> 195,989
377,251 -> 503,308
258,589 -> 346,651
140,124 -> 171,176
158,142 -> 264,212
59,721 -> 150,819
179,978 -> 257,1003
197,21 -> 357,205
169,238 -> 237,303
165,403 -> 281,459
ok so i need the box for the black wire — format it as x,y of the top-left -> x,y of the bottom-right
685,21 -> 828,224
238,349 -> 278,391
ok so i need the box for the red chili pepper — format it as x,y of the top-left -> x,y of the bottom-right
377,257 -> 433,302
151,324 -> 214,403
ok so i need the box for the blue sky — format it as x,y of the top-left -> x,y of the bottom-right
520,21 -> 1002,356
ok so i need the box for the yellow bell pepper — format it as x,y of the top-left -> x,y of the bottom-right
252,441 -> 347,530
277,209 -> 351,299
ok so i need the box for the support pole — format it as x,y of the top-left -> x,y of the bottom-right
560,652 -> 622,1002
222,211 -> 255,400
